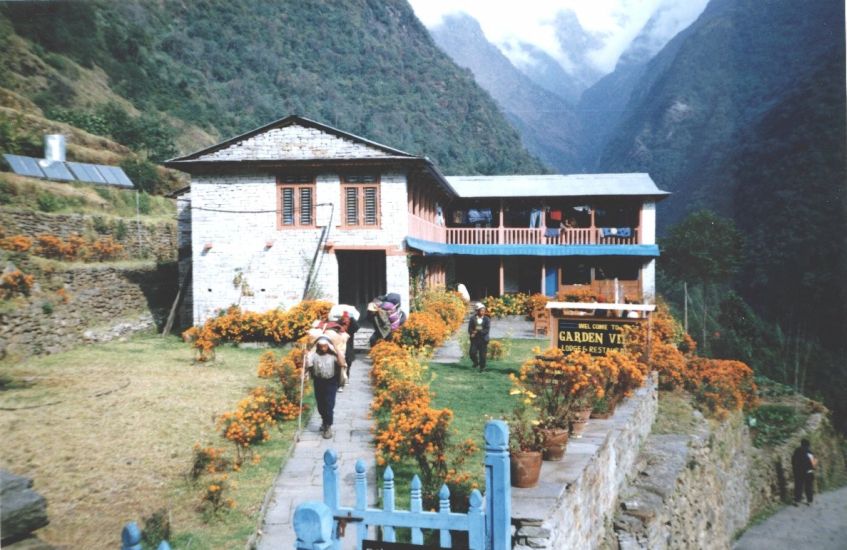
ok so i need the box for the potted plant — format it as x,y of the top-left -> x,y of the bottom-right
507,401 -> 544,487
518,348 -> 605,440
512,349 -> 576,460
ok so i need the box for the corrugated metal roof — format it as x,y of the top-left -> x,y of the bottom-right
406,237 -> 660,257
445,173 -> 669,198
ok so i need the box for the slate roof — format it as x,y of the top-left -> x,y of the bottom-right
165,115 -> 418,165
445,173 -> 670,199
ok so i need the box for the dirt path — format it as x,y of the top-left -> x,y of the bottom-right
733,486 -> 847,550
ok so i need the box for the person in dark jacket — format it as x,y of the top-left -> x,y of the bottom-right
791,438 -> 817,505
467,303 -> 491,372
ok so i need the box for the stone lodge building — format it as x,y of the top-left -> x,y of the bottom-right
165,115 -> 668,326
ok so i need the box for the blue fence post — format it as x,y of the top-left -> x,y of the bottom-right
484,420 -> 511,550
468,489 -> 485,550
382,465 -> 396,542
410,475 -> 424,544
293,501 -> 334,550
323,449 -> 340,511
438,484 -> 452,547
355,459 -> 368,546
121,522 -> 142,550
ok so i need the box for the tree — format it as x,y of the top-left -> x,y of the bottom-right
661,210 -> 743,352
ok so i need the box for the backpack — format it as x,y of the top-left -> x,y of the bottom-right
310,352 -> 337,379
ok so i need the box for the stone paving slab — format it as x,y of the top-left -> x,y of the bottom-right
256,356 -> 377,549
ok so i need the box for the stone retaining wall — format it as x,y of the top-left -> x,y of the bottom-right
609,405 -> 846,549
511,373 -> 659,549
0,263 -> 177,359
0,208 -> 177,261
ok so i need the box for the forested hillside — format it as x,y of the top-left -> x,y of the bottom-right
429,14 -> 580,173
589,0 -> 846,429
594,0 -> 843,226
0,0 -> 544,175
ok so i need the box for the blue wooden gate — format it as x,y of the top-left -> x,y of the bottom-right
293,420 -> 511,550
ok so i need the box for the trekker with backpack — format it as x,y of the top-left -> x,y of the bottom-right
306,336 -> 342,439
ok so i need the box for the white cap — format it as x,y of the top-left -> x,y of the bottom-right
474,302 -> 486,311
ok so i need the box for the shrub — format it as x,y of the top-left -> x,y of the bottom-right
686,358 -> 758,419
392,310 -> 449,352
189,444 -> 231,480
198,474 -> 235,518
487,339 -> 509,360
182,301 -> 332,361
482,293 -> 530,317
87,236 -> 124,261
416,288 -> 466,330
751,404 -> 807,447
217,393 -> 275,456
36,193 -> 66,212
514,348 -> 606,429
0,235 -> 33,252
35,234 -> 73,259
1,270 -> 35,298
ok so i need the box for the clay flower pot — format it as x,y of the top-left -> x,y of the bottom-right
569,408 -> 592,438
537,427 -> 569,461
510,450 -> 542,488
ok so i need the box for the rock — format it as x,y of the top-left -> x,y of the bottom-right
0,470 -> 49,544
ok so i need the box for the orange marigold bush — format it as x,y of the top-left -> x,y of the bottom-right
393,310 -> 450,351
217,393 -> 275,452
1,270 -> 35,298
482,292 -> 530,317
369,336 -> 478,508
183,300 -> 331,361
190,444 -> 231,480
515,348 -> 606,429
526,293 -> 550,316
416,288 -> 466,330
0,234 -> 33,252
686,358 -> 758,419
199,474 -> 236,517
35,234 -> 73,259
86,236 -> 124,261
256,347 -> 308,406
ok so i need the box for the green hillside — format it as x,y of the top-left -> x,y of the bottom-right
0,0 -> 544,175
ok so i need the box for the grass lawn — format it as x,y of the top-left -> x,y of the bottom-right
384,338 -> 545,508
0,332 -> 307,549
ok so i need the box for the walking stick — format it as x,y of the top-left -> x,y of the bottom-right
297,348 -> 308,441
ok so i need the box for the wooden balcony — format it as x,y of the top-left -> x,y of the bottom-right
408,214 -> 639,246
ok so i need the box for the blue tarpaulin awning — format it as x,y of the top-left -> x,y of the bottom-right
405,237 -> 660,257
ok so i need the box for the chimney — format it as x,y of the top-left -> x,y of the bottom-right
44,134 -> 66,162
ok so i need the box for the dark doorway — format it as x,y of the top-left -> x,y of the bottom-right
455,256 -> 499,299
337,250 -> 386,314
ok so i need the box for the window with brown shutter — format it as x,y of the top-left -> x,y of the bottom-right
277,175 -> 315,228
341,175 -> 380,228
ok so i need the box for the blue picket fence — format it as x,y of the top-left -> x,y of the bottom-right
294,420 -> 511,549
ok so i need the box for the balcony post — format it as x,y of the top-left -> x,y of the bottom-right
498,199 -> 504,244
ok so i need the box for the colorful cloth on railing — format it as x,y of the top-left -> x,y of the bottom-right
600,227 -> 632,237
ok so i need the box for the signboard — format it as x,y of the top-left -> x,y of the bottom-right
556,318 -> 637,356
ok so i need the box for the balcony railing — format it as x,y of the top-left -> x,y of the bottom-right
408,214 -> 639,246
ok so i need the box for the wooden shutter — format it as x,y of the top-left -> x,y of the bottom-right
345,187 -> 359,226
281,187 -> 295,225
363,186 -> 378,225
299,187 -> 313,226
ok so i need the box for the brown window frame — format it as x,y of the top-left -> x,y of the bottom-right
277,176 -> 316,229
341,175 -> 381,229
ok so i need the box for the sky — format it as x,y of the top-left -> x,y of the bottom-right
408,0 -> 709,75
